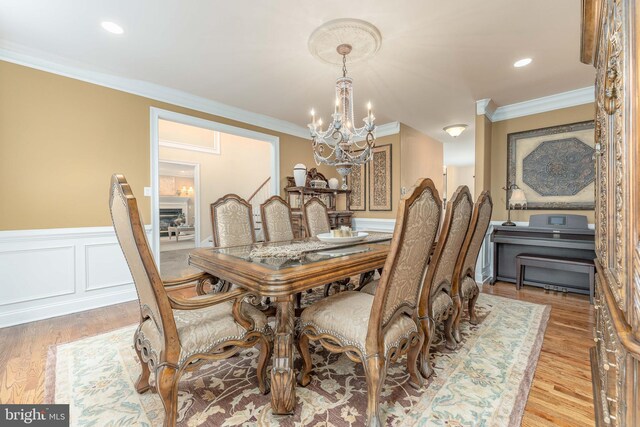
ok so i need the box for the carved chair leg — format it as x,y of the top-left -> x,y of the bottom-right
468,288 -> 480,325
444,306 -> 458,351
406,333 -> 424,390
257,335 -> 272,395
363,355 -> 387,427
419,317 -> 435,379
156,365 -> 180,427
323,283 -> 333,297
452,295 -> 463,343
296,332 -> 313,387
133,344 -> 151,393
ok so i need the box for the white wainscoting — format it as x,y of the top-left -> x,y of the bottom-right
352,217 -> 396,233
0,226 -> 151,328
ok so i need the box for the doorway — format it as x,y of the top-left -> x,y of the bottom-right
150,108 -> 280,273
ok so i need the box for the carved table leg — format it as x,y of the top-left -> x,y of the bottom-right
271,295 -> 296,415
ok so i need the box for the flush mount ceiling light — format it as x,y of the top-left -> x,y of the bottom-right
513,58 -> 532,68
443,124 -> 468,138
101,21 -> 124,35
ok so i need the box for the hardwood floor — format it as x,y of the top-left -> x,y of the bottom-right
484,283 -> 595,426
0,282 -> 595,425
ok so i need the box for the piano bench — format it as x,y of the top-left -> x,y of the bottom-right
515,254 -> 595,304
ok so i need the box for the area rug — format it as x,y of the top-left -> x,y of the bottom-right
45,293 -> 550,426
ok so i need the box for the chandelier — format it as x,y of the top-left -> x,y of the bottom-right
308,44 -> 376,190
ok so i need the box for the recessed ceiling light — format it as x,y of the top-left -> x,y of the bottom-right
513,58 -> 532,68
101,21 -> 124,35
443,124 -> 468,138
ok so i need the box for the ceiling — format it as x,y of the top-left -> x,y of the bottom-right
159,161 -> 195,178
0,0 -> 595,165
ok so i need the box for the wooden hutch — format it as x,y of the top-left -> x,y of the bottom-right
581,0 -> 640,425
284,168 -> 353,238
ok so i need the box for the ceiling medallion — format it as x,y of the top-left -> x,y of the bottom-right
308,18 -> 382,65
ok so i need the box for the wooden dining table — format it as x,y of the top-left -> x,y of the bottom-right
188,234 -> 392,415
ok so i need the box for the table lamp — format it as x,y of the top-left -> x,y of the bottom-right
503,184 -> 527,226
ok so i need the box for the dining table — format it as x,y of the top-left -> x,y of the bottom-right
188,232 -> 393,415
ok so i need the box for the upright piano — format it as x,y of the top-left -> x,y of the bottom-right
491,214 -> 595,296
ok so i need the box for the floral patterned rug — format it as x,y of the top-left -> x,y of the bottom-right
45,292 -> 549,426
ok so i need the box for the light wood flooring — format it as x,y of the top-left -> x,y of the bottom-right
0,282 -> 595,426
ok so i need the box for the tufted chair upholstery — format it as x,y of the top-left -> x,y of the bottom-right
260,195 -> 294,243
417,185 -> 473,379
298,179 -> 442,427
451,191 -> 493,340
210,194 -> 256,248
303,197 -> 331,237
110,175 -> 272,427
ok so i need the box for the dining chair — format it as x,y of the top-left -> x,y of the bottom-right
208,194 -> 256,293
211,193 -> 256,247
302,197 -> 331,237
260,195 -> 295,242
297,178 -> 442,427
109,174 -> 272,427
301,196 -> 352,296
417,185 -> 473,379
451,191 -> 493,341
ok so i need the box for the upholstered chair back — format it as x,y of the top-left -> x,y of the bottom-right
303,197 -> 331,237
210,194 -> 256,248
458,191 -> 493,281
370,179 -> 442,330
260,195 -> 295,242
425,186 -> 473,298
109,174 -> 177,350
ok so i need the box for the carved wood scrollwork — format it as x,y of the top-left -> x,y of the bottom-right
596,0 -> 627,311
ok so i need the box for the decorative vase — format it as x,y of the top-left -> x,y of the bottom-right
293,164 -> 307,187
328,177 -> 339,190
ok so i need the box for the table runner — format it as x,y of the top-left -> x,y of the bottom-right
248,232 -> 392,260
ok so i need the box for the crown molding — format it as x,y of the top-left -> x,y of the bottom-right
476,98 -> 497,120
376,121 -> 400,137
491,86 -> 595,122
0,41 -> 310,139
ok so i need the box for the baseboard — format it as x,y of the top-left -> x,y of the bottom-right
0,225 -> 151,328
0,286 -> 138,328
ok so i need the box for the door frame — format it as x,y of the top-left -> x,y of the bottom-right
158,159 -> 201,248
150,107 -> 280,262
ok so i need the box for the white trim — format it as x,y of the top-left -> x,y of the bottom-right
0,40 -> 309,139
151,107 -> 280,262
0,225 -> 151,241
159,137 -> 221,155
352,217 -> 396,233
376,121 -> 400,138
0,226 -> 152,328
0,287 -> 138,328
491,86 -> 595,122
475,98 -> 497,120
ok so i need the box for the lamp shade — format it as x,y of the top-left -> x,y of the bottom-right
509,189 -> 527,207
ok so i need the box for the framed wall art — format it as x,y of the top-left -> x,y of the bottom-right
347,157 -> 366,211
369,144 -> 392,211
507,120 -> 595,210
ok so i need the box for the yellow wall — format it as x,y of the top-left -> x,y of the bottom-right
0,60 -> 338,230
447,165 -> 475,200
400,124 -> 444,198
474,114 -> 492,199
490,103 -> 596,222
